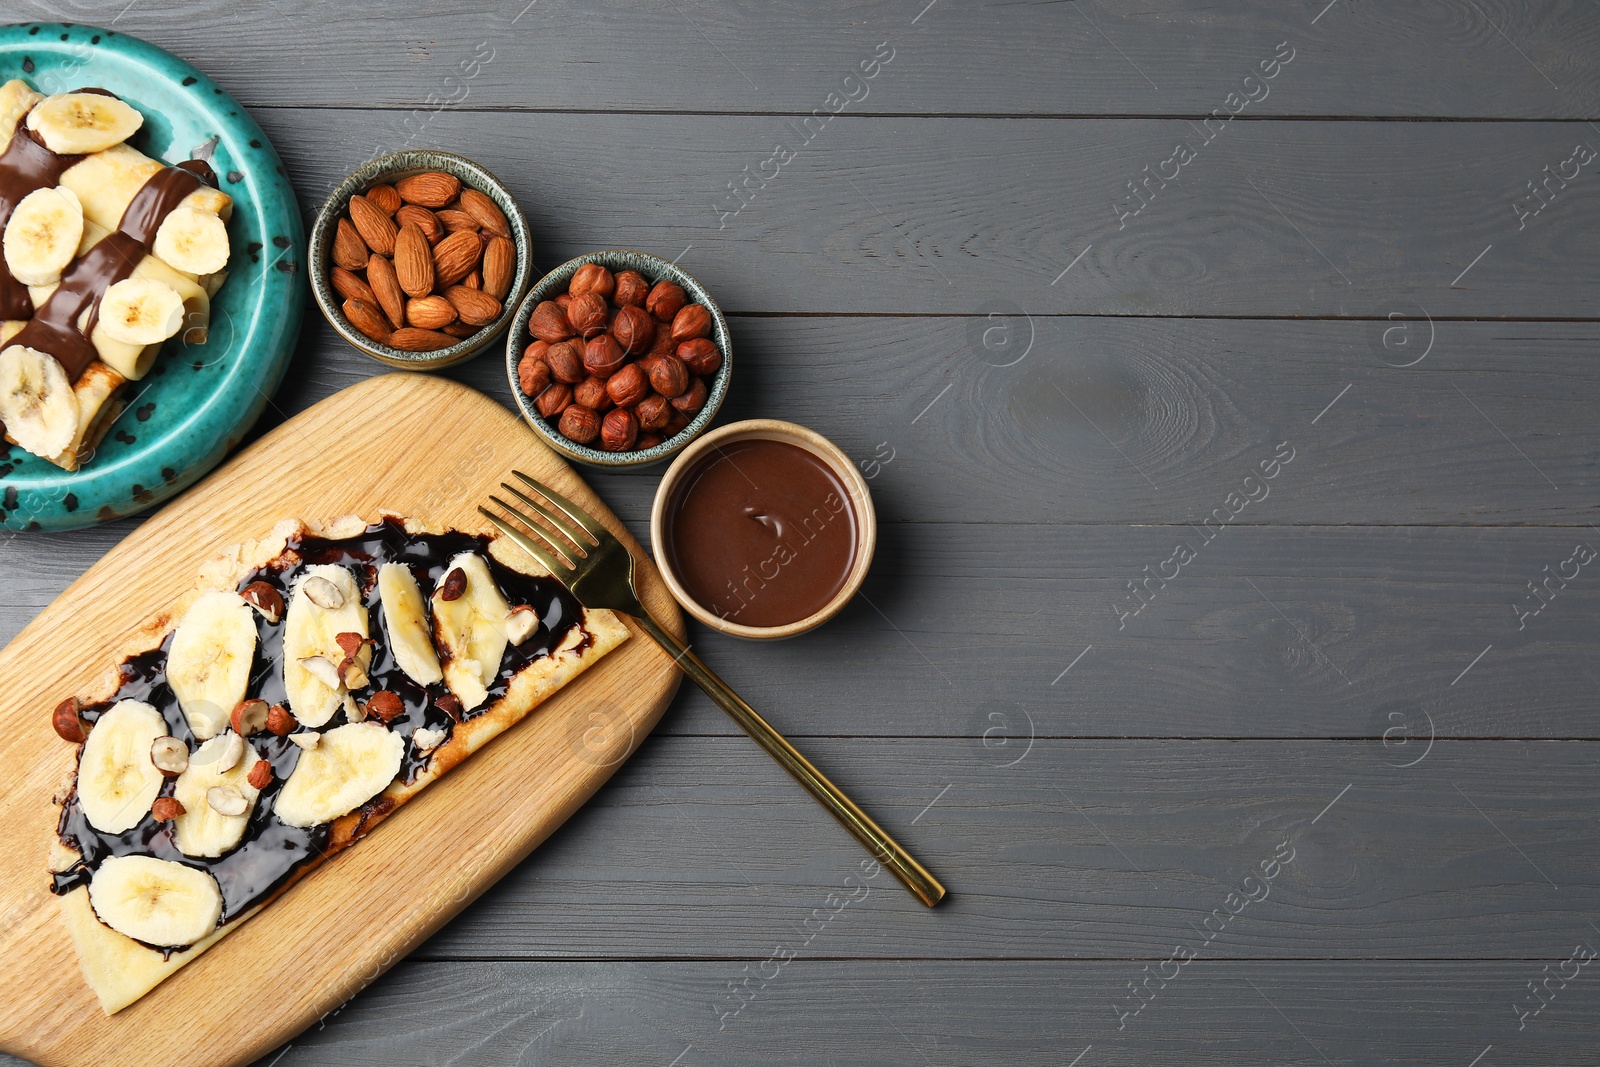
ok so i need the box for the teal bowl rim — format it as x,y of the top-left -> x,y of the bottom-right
504,251 -> 731,469
308,150 -> 533,371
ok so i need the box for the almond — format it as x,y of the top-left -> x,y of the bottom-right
442,321 -> 478,338
393,223 -> 435,298
330,266 -> 377,308
459,188 -> 511,238
432,229 -> 482,287
437,208 -> 479,233
395,204 -> 444,244
366,183 -> 402,215
483,236 -> 515,301
462,270 -> 482,290
390,327 -> 458,351
347,194 -> 397,255
332,218 -> 368,271
367,254 -> 406,329
343,297 -> 393,345
407,294 -> 458,329
445,285 -> 502,326
396,171 -> 461,208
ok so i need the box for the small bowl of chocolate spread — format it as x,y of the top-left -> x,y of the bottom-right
651,419 -> 876,639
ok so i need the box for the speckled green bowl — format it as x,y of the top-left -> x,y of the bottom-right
309,151 -> 532,370
505,251 -> 732,469
0,23 -> 305,531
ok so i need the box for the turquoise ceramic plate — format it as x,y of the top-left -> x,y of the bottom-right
0,23 -> 303,531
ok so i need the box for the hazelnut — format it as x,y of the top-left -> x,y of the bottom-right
664,411 -> 692,438
365,690 -> 405,723
528,300 -> 573,342
646,280 -> 688,322
647,353 -> 689,397
678,338 -> 722,376
230,698 -> 270,736
241,580 -> 285,624
435,693 -> 464,721
151,797 -> 186,821
535,382 -> 573,418
545,341 -> 586,384
637,432 -> 665,450
246,759 -> 274,790
583,334 -> 627,377
519,350 -> 552,397
569,263 -> 616,300
150,736 -> 189,776
53,697 -> 89,743
612,305 -> 656,356
266,704 -> 298,736
559,405 -> 603,444
606,363 -> 649,407
648,323 -> 679,357
574,377 -> 614,412
670,376 -> 708,415
567,292 -> 609,338
601,408 -> 638,452
554,292 -> 573,310
636,394 -> 672,431
614,270 -> 650,307
671,304 -> 712,344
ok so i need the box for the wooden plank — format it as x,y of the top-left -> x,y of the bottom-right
228,960 -> 1600,1066
254,110 -> 1600,318
271,317 -> 1600,528
70,1 -> 1600,118
11,521 -> 1600,740
0,375 -> 685,1067
409,737 -> 1600,961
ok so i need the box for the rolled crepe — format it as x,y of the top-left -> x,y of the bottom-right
27,220 -> 210,381
59,144 -> 231,272
0,80 -> 43,148
45,361 -> 125,472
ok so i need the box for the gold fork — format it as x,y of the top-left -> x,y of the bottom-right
481,470 -> 947,907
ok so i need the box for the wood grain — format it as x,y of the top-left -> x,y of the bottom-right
414,737 -> 1600,962
0,374 -> 683,1067
242,960 -> 1600,1066
35,0 -> 1600,118
251,111 -> 1600,318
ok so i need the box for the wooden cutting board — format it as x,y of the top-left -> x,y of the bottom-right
0,373 -> 683,1067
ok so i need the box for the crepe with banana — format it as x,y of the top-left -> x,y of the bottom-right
0,78 -> 233,470
47,514 -> 630,1014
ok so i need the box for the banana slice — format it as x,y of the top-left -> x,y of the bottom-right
273,722 -> 404,828
88,855 -> 221,948
152,206 -> 229,277
26,92 -> 143,154
0,345 -> 78,460
166,590 -> 258,741
3,186 -> 83,286
431,553 -> 511,711
170,733 -> 262,858
97,276 -> 184,346
282,565 -> 369,728
76,699 -> 168,834
378,562 -> 443,686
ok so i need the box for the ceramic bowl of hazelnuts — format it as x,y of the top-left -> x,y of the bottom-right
310,149 -> 533,370
506,251 -> 731,468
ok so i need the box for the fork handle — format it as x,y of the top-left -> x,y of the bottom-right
636,614 -> 947,907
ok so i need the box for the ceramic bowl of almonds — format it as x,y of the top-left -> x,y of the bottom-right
505,251 -> 732,469
310,150 -> 533,369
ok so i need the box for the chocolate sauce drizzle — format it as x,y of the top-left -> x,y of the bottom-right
0,87 -> 213,382
51,520 -> 587,946
0,117 -> 78,320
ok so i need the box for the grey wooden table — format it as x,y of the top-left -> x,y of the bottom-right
6,1 -> 1600,1063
